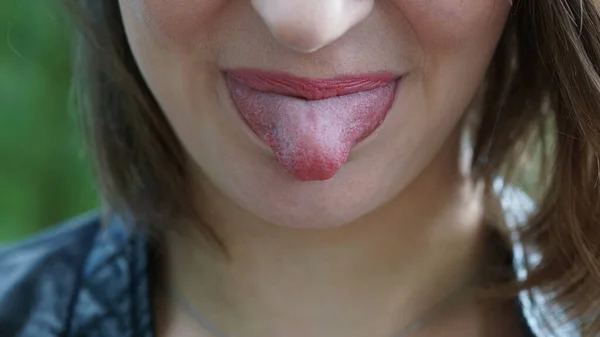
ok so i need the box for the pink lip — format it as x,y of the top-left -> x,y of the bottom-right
225,69 -> 398,100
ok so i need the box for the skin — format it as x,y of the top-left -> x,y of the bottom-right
118,1 -> 525,336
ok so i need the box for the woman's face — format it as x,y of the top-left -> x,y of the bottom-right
119,0 -> 510,228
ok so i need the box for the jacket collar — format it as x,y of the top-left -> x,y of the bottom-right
69,214 -> 155,337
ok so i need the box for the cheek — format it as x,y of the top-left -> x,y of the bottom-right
132,0 -> 226,42
394,0 -> 509,50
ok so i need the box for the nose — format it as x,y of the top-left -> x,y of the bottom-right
251,0 -> 374,53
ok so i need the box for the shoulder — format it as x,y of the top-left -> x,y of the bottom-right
0,212 -> 102,337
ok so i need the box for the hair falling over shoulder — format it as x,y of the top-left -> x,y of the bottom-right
474,0 -> 600,334
61,0 -> 600,334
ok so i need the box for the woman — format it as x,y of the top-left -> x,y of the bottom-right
1,0 -> 599,336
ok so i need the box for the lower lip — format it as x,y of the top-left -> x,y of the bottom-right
225,71 -> 399,181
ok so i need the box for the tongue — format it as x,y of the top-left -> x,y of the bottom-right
227,80 -> 395,181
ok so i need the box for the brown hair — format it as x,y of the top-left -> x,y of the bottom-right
62,0 -> 600,334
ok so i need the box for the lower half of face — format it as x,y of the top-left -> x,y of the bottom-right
120,0 -> 510,228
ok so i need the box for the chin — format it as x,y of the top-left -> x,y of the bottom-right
197,143 -> 420,230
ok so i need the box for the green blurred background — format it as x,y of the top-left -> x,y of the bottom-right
0,1 -> 98,243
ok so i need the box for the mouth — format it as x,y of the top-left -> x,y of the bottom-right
225,69 -> 400,182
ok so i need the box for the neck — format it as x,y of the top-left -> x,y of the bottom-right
156,131 -> 516,337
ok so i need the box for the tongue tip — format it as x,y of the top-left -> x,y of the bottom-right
273,147 -> 349,182
280,155 -> 347,181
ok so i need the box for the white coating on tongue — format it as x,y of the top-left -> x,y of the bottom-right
229,81 -> 395,181
269,96 -> 353,180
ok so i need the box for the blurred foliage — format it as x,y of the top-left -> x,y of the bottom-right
0,0 -> 98,243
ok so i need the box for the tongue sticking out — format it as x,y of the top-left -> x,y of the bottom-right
227,76 -> 396,181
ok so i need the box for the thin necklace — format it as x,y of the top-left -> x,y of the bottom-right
170,281 -> 474,337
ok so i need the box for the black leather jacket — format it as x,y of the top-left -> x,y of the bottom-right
0,213 -> 153,337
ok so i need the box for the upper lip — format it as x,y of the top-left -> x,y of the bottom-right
225,69 -> 399,100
